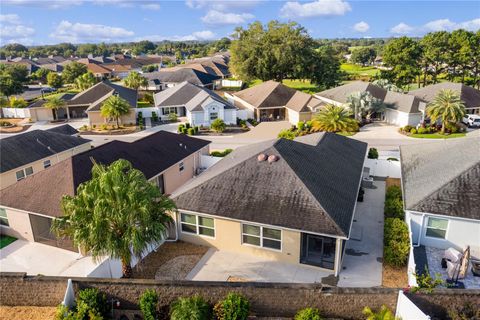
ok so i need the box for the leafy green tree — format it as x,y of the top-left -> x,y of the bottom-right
426,89 -> 466,133
211,118 -> 226,133
44,96 -> 67,120
312,104 -> 358,133
8,96 -> 28,108
309,46 -> 343,89
100,95 -> 131,128
420,31 -> 449,85
170,295 -> 211,320
34,68 -> 52,83
363,305 -> 397,320
382,37 -> 422,88
124,71 -> 147,92
47,72 -> 63,89
446,29 -> 472,82
0,64 -> 29,97
350,47 -> 376,66
74,72 -> 97,90
372,79 -> 402,92
52,159 -> 175,278
133,40 -> 156,55
346,91 -> 385,121
62,61 -> 88,84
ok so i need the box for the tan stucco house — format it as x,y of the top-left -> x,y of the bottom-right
28,81 -> 137,126
0,131 -> 210,251
171,133 -> 367,276
0,127 -> 91,190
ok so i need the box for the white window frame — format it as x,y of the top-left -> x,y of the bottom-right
425,217 -> 449,240
179,161 -> 184,172
0,208 -> 9,227
15,166 -> 33,181
43,160 -> 51,168
162,107 -> 177,115
241,223 -> 282,252
180,212 -> 215,238
210,112 -> 218,121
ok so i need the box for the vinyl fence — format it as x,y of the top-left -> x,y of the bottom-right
2,108 -> 30,118
396,290 -> 430,319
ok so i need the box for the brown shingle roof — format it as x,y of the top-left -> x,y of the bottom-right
233,81 -> 298,109
408,82 -> 480,110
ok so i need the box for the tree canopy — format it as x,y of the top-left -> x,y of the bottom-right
100,95 -> 131,127
124,71 -> 148,92
426,89 -> 466,133
351,47 -> 376,66
382,36 -> 422,88
0,64 -> 29,97
62,61 -> 88,84
47,72 -> 63,88
74,72 -> 97,90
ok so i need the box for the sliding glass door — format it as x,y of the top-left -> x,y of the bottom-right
300,233 -> 336,270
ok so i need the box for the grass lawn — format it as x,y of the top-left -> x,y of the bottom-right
137,101 -> 153,108
341,63 -> 379,77
248,79 -> 320,94
410,132 -> 466,139
0,235 -> 17,249
39,90 -> 80,101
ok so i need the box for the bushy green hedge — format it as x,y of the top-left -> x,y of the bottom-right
384,186 -> 404,219
211,149 -> 233,157
214,293 -> 250,320
367,147 -> 378,159
170,295 -> 211,320
139,289 -> 158,320
384,218 -> 410,267
56,288 -> 108,320
278,129 -> 296,140
294,308 -> 323,320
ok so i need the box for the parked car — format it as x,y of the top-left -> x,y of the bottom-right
462,114 -> 480,128
41,87 -> 56,93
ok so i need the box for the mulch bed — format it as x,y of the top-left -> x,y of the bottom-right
79,127 -> 139,135
196,126 -> 249,136
382,264 -> 408,288
132,241 -> 209,279
0,307 -> 57,320
0,125 -> 31,133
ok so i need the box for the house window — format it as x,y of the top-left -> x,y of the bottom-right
179,161 -> 184,172
15,167 -> 33,181
162,107 -> 177,115
426,217 -> 448,239
242,224 -> 281,250
0,208 -> 9,226
210,112 -> 218,120
180,213 -> 215,237
43,160 -> 51,168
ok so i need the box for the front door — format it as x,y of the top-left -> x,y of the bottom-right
301,233 -> 336,270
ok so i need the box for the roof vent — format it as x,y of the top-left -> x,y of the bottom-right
268,155 -> 279,163
257,153 -> 267,162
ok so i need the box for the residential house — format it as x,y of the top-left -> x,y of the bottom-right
143,68 -> 220,91
226,80 -> 324,124
153,81 -> 237,126
86,63 -> 112,79
28,81 -> 137,125
0,129 -> 91,190
101,64 -> 131,79
315,81 -> 425,127
46,124 -> 80,136
409,82 -> 480,115
171,133 -> 367,276
0,131 -> 210,251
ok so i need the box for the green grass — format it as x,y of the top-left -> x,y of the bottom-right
340,63 -> 379,76
248,79 -> 320,94
39,90 -> 80,101
0,235 -> 16,249
410,133 -> 466,139
137,101 -> 153,108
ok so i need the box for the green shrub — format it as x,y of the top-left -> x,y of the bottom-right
0,120 -> 13,127
55,304 -> 75,320
247,118 -> 258,126
384,218 -> 410,267
139,289 -> 158,320
305,120 -> 313,130
210,149 -> 233,157
384,197 -> 404,219
386,185 -> 402,200
143,93 -> 154,104
178,124 -> 184,132
294,307 -> 323,320
297,121 -> 305,131
151,111 -> 158,122
194,126 -> 199,134
187,128 -> 195,135
387,157 -> 398,161
213,293 -> 250,320
211,118 -> 226,133
8,96 -> 28,108
170,295 -> 211,320
278,129 -> 296,140
363,305 -> 396,320
367,147 -> 378,159
185,122 -> 191,129
402,125 -> 413,132
417,127 -> 429,134
100,123 -> 108,131
168,112 -> 178,122
410,128 -> 417,134
412,267 -> 444,293
77,288 -> 108,318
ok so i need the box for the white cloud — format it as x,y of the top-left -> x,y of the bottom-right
186,0 -> 259,12
353,21 -> 369,33
390,22 -> 414,35
0,14 -> 21,24
3,0 -> 82,9
201,10 -> 254,25
280,0 -> 351,19
423,19 -> 456,32
137,30 -> 216,42
452,18 -> 480,31
50,20 -> 134,43
141,3 -> 160,10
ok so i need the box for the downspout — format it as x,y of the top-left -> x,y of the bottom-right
412,213 -> 425,248
164,211 -> 178,242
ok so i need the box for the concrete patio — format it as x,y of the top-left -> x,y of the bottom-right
186,249 -> 333,283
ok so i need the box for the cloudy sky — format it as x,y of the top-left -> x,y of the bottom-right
0,0 -> 479,45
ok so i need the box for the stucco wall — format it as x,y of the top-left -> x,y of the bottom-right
88,110 -> 136,126
30,107 -> 54,122
0,142 -> 91,190
384,109 -> 422,127
407,211 -> 480,251
0,208 -> 34,241
159,149 -> 205,195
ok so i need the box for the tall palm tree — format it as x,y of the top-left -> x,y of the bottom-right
100,95 -> 131,128
124,71 -> 148,93
426,89 -> 466,134
51,159 -> 175,278
74,72 -> 97,90
312,104 -> 359,133
44,96 -> 67,120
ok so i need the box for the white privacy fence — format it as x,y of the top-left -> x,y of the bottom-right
201,155 -> 222,169
2,108 -> 31,118
219,79 -> 243,88
135,107 -> 158,118
396,291 -> 430,320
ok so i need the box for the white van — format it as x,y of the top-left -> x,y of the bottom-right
462,114 -> 480,128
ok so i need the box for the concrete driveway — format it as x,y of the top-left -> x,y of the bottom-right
338,180 -> 385,287
186,249 -> 332,283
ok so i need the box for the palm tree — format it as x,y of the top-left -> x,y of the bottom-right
74,72 -> 97,90
44,96 -> 67,120
51,159 -> 175,278
100,95 -> 131,128
312,104 -> 359,133
346,91 -> 385,121
124,71 -> 148,93
426,89 -> 466,134
363,305 -> 397,320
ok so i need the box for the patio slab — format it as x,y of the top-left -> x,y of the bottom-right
337,181 -> 385,287
186,249 -> 332,283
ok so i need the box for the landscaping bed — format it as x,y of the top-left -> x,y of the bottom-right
196,126 -> 248,136
132,241 -> 208,279
382,264 -> 408,288
0,118 -> 30,133
399,124 -> 467,139
78,124 -> 139,135
0,306 -> 57,320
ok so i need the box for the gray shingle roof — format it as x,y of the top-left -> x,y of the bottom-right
409,82 -> 480,110
67,81 -> 137,110
154,81 -> 235,111
315,81 -> 387,104
144,68 -> 220,87
46,124 -> 79,136
383,91 -> 422,113
172,133 -> 367,237
0,130 -> 91,173
400,138 -> 480,220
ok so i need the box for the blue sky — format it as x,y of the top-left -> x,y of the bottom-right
0,0 -> 479,45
